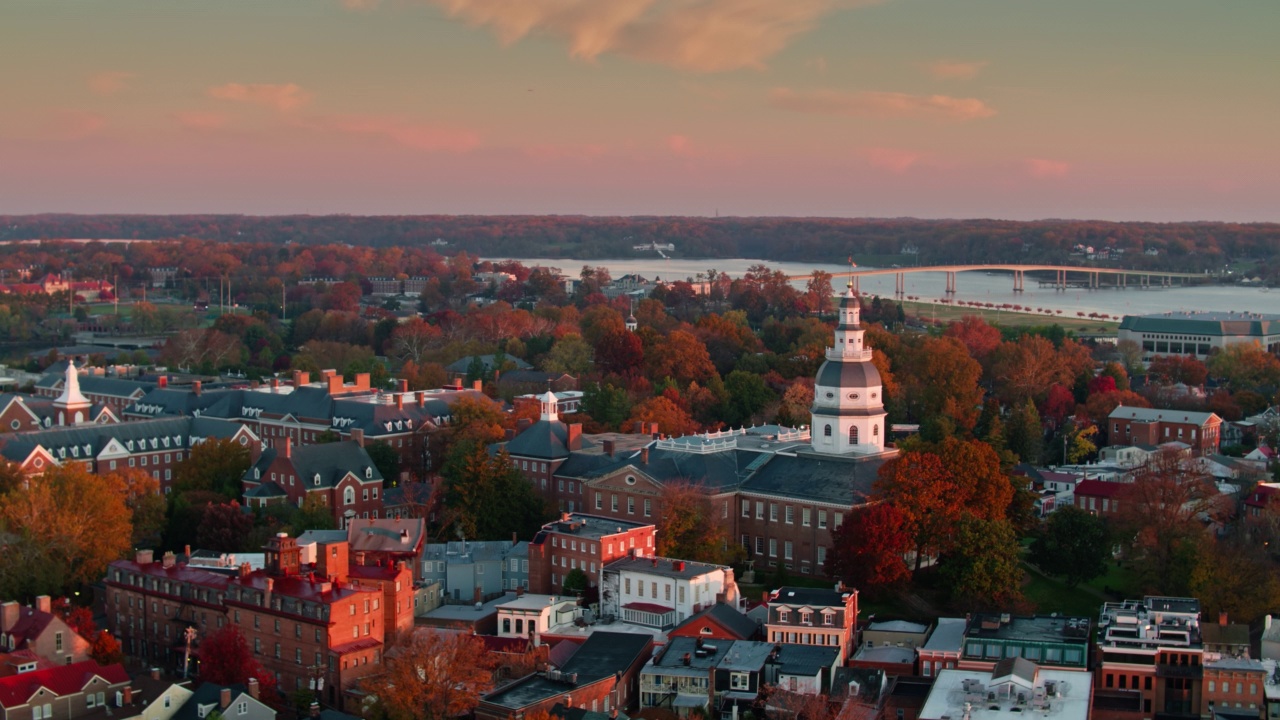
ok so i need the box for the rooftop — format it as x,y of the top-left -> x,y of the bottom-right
769,586 -> 853,609
537,513 -> 654,541
651,637 -> 734,672
853,646 -> 916,665
919,667 -> 1092,720
868,620 -> 930,634
498,594 -> 578,612
922,618 -> 968,654
605,555 -> 728,580
966,614 -> 1092,645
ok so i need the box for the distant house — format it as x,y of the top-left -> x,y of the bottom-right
668,602 -> 761,642
171,682 -> 274,720
0,659 -> 129,717
445,354 -> 532,380
241,439 -> 384,528
1108,405 -> 1222,456
0,596 -> 91,665
1073,479 -> 1126,518
764,586 -> 859,664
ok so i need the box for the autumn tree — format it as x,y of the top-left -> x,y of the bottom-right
1207,342 -> 1280,389
896,336 -> 982,430
656,482 -> 742,566
114,468 -> 168,547
990,334 -> 1082,405
944,315 -> 1003,362
1116,449 -> 1224,594
627,396 -> 699,437
196,501 -> 255,553
367,630 -> 493,720
720,370 -> 775,427
1029,507 -> 1109,587
172,438 -> 253,500
804,271 -> 834,315
543,333 -> 594,376
1188,539 -> 1280,623
776,380 -> 814,428
646,330 -> 716,386
1147,355 -> 1209,387
197,625 -> 277,698
0,464 -> 132,598
827,503 -> 911,593
389,317 -> 442,364
1005,398 -> 1042,464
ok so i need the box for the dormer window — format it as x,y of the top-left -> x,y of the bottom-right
314,474 -> 322,486
365,467 -> 372,479
778,609 -> 789,622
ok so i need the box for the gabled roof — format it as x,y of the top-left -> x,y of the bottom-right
0,416 -> 249,465
991,656 -> 1039,686
742,453 -> 884,506
772,644 -> 840,677
244,441 -> 382,489
505,420 -> 576,460
673,602 -> 759,640
769,587 -> 851,609
0,660 -> 128,707
445,354 -> 533,374
559,631 -> 652,684
1074,479 -> 1125,499
347,518 -> 426,553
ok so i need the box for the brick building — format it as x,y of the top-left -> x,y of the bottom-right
958,613 -> 1091,673
34,362 -> 153,413
498,288 -> 897,581
241,439 -> 385,528
667,602 -> 761,642
104,533 -> 412,712
526,513 -> 655,595
476,631 -> 653,720
1108,406 -> 1222,456
0,415 -> 259,491
763,586 -> 859,664
1094,597 -> 1205,720
1073,479 -> 1126,518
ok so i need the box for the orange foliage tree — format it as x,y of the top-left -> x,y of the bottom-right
367,630 -> 494,720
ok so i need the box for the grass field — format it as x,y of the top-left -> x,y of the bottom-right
900,300 -> 1120,333
1021,564 -> 1106,617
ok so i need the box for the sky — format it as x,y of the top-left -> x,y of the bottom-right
1,0 -> 1277,221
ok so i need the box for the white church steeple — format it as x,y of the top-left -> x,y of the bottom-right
809,286 -> 886,455
53,360 -> 92,426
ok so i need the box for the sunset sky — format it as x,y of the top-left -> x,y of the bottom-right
2,0 -> 1277,220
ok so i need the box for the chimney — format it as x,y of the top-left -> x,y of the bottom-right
396,394 -> 404,410
310,702 -> 321,719
603,439 -> 615,458
1,602 -> 19,630
158,376 -> 168,389
452,378 -> 463,389
270,378 -> 280,391
651,424 -> 661,440
292,370 -> 310,387
1220,611 -> 1229,628
136,549 -> 154,565
219,687 -> 232,709
238,562 -> 252,578
560,512 -> 571,522
417,391 -> 426,407
683,653 -> 691,666
517,418 -> 533,430
328,375 -> 344,395
247,678 -> 259,700
397,379 -> 409,393
474,586 -> 483,604
283,437 -> 292,458
633,421 -> 644,433
355,373 -> 370,391
351,428 -> 364,447
513,531 -> 518,546
123,686 -> 133,705
504,429 -> 516,441
640,447 -> 649,464
150,667 -> 161,681
567,423 -> 582,451
34,595 -> 51,614
192,381 -> 201,396
162,552 -> 176,569
184,544 -> 191,559
473,380 -> 483,391
516,586 -> 525,598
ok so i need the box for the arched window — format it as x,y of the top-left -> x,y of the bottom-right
343,486 -> 355,506
823,424 -> 832,437
873,424 -> 880,437
849,426 -> 859,444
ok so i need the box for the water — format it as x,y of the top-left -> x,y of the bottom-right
498,257 -> 1280,318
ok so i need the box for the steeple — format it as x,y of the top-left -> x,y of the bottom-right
808,286 -> 885,456
626,297 -> 638,332
53,359 -> 91,426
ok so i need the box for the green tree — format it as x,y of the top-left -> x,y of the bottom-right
720,370 -> 774,427
440,442 -> 548,541
1006,398 -> 1042,464
562,568 -> 589,596
1029,507 -> 1110,587
543,334 -> 594,376
581,383 -> 632,431
172,438 -> 252,500
656,483 -> 743,566
941,515 -> 1024,610
365,441 -> 402,484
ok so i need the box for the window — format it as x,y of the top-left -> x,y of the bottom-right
344,486 -> 355,505
770,503 -> 778,522
238,702 -> 248,715
755,537 -> 764,554
742,500 -> 750,517
644,499 -> 651,517
55,632 -> 63,652
823,611 -> 833,625
818,510 -> 827,529
849,425 -> 858,444
731,672 -> 750,690
823,424 -> 832,437
768,539 -> 777,557
834,512 -> 843,528
802,508 -> 811,527
756,501 -> 764,519
785,506 -> 793,524
625,578 -> 631,594
779,609 -> 789,622
816,546 -> 826,565
627,497 -> 635,514
612,494 -> 618,512
596,493 -> 602,510
800,610 -> 811,624
873,424 -> 879,437
784,541 -> 793,560
678,586 -> 685,604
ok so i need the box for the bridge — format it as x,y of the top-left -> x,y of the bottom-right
785,264 -> 1208,295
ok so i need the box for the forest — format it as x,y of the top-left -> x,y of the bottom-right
4,214 -> 1280,273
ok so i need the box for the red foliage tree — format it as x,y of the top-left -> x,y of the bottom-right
827,503 -> 912,591
197,625 -> 277,698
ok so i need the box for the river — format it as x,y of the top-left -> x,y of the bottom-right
496,257 -> 1280,318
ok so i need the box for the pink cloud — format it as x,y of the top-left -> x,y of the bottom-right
50,110 -> 106,140
329,115 -> 481,152
419,0 -> 876,72
522,143 -> 607,161
925,60 -> 988,80
770,88 -> 996,121
667,134 -> 695,156
173,111 -> 229,131
207,83 -> 312,111
864,147 -> 922,174
87,71 -> 135,96
1026,157 -> 1070,178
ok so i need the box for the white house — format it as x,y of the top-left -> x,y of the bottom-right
495,593 -> 579,641
601,556 -> 738,629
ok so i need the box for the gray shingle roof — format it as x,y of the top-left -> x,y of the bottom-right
0,416 -> 246,464
675,602 -> 759,640
446,354 -> 533,374
244,441 -> 382,489
739,452 -> 884,506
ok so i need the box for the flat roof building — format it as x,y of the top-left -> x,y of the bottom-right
1118,311 -> 1280,359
